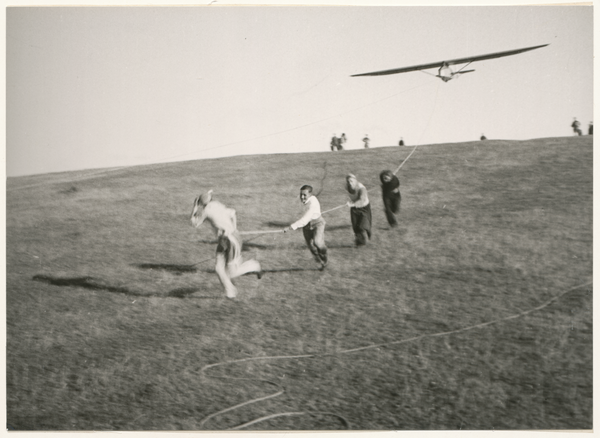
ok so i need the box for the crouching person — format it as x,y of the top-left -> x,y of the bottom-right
283,185 -> 328,270
191,190 -> 262,299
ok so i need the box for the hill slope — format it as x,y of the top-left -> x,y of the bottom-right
6,137 -> 593,430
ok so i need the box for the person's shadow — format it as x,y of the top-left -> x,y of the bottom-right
32,274 -> 219,299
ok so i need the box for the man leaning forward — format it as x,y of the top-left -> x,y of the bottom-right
284,185 -> 328,270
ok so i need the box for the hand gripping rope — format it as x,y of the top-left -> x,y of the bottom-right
197,281 -> 591,430
239,161 -> 330,236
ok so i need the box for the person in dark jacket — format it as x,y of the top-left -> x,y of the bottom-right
380,170 -> 401,228
330,134 -> 341,151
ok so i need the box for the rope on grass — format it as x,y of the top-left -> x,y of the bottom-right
197,280 -> 592,430
239,230 -> 285,236
186,257 -> 215,267
392,144 -> 419,175
229,411 -> 350,431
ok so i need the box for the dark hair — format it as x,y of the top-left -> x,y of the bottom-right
300,185 -> 313,193
380,170 -> 394,183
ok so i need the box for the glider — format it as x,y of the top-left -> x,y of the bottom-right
351,44 -> 549,82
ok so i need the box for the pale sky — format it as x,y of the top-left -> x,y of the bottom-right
6,3 -> 594,177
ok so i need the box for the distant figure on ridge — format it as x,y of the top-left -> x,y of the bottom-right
191,191 -> 262,299
380,170 -> 401,228
572,118 -> 582,136
480,134 -> 487,140
399,138 -> 405,146
283,185 -> 328,270
346,174 -> 371,246
362,134 -> 370,149
340,133 -> 347,149
588,122 -> 593,135
330,134 -> 342,151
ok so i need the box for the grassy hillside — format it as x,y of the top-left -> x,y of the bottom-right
6,137 -> 593,430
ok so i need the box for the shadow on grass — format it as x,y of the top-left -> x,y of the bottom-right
32,274 -> 219,299
33,274 -> 132,294
242,242 -> 269,250
167,287 -> 219,299
265,222 -> 352,232
193,268 -> 304,275
327,243 -> 356,249
190,239 -> 270,250
193,239 -> 218,245
264,221 -> 289,228
59,185 -> 78,195
327,224 -> 352,231
135,263 -> 198,274
262,267 -> 322,273
377,226 -> 408,234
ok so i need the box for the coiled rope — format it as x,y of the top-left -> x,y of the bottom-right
197,280 -> 592,430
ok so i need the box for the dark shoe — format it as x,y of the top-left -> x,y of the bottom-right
257,270 -> 263,280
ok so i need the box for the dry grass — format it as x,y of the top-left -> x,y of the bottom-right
6,136 -> 592,430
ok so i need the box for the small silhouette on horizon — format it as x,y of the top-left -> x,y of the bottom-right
362,134 -> 370,149
330,134 -> 343,151
572,118 -> 582,136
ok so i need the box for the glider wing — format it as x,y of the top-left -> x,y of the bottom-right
351,44 -> 549,77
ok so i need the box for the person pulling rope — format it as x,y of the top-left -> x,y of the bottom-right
190,190 -> 263,298
282,184 -> 328,270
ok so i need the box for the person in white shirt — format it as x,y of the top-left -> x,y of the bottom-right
191,190 -> 262,299
346,174 -> 372,246
283,185 -> 328,269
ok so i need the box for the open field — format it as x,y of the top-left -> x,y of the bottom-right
6,136 -> 592,430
